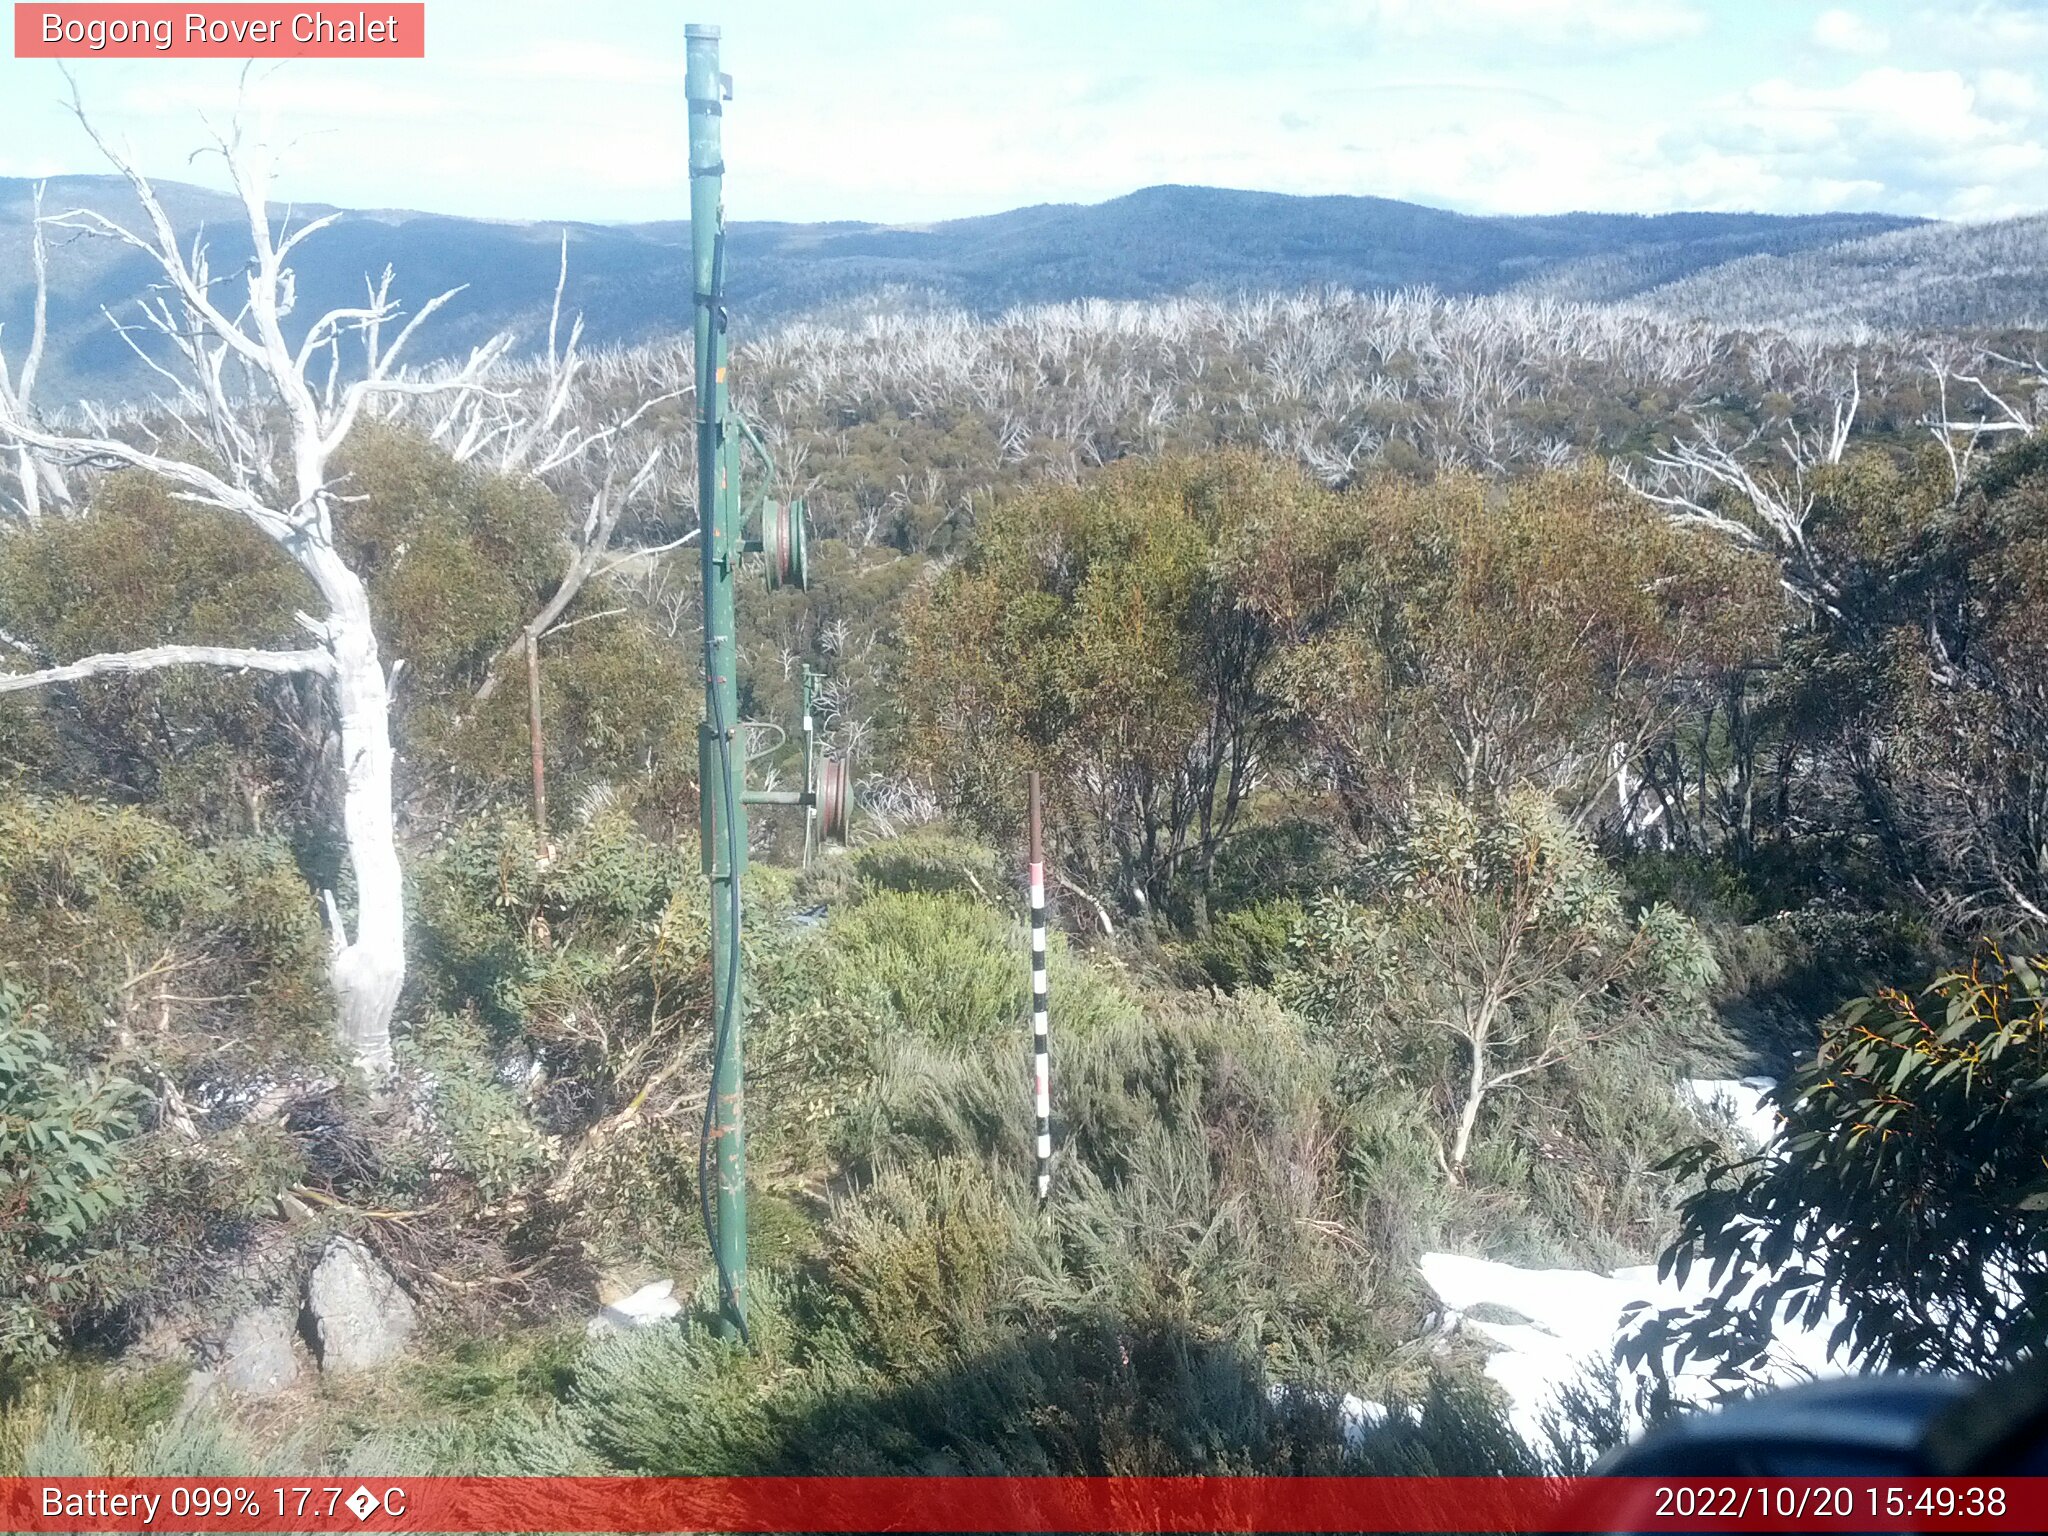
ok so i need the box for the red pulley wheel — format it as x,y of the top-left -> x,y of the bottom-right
761,500 -> 809,591
816,756 -> 851,846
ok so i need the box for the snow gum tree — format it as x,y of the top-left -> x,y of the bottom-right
0,113 -> 508,1078
1281,790 -> 1717,1178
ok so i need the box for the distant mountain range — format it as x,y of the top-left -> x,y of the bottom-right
1,176 -> 2037,402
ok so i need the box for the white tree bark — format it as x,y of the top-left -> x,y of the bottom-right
0,182 -> 69,524
0,101 -> 507,1080
0,644 -> 332,693
1620,368 -> 1860,613
301,547 -> 404,1076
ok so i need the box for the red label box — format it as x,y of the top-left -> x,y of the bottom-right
14,4 -> 426,58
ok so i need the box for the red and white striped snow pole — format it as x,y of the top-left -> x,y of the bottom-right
1028,771 -> 1051,1203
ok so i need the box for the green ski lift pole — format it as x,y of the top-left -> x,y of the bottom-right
688,23 -> 849,1340
687,21 -> 749,1341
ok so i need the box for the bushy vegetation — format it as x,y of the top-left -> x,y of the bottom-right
5,268 -> 2048,1480
1,984 -> 146,1365
1631,947 -> 2048,1385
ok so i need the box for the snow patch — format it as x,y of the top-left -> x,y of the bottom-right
587,1278 -> 682,1337
1678,1075 -> 1781,1150
1267,1384 -> 1403,1450
1420,1238 -> 1851,1445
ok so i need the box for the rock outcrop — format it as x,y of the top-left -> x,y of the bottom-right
303,1236 -> 416,1373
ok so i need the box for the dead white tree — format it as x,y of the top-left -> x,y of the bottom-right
1623,368 -> 1860,612
407,244 -> 692,832
0,183 -> 72,523
1924,349 -> 2046,498
0,106 -> 509,1078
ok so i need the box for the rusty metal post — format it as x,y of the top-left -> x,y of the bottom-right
525,632 -> 547,835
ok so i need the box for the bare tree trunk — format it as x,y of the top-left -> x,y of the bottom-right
1449,1032 -> 1488,1176
311,552 -> 405,1078
0,110 -> 510,1085
13,447 -> 41,523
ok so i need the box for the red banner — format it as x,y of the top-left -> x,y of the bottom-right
2,1476 -> 2045,1532
13,5 -> 425,58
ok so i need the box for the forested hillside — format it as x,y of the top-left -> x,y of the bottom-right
1626,212 -> 2048,333
0,175 -> 1925,399
5,145 -> 2048,1479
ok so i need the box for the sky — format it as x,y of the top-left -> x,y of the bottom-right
1,0 -> 2044,226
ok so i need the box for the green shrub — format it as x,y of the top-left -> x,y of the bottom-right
413,805 -> 694,1064
569,1301 -> 789,1474
0,794 -> 330,1068
403,1011 -> 555,1203
1631,948 -> 2048,1384
825,890 -> 1023,1048
410,807 -> 712,1269
0,984 -> 146,1365
842,831 -> 1009,903
0,1380 -> 284,1476
0,473 -> 324,840
1185,898 -> 1304,991
337,1403 -> 600,1476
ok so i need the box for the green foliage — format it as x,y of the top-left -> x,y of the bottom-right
831,829 -> 1008,903
0,984 -> 145,1365
1342,1375 -> 1548,1476
0,428 -> 696,848
1276,792 -> 1714,1258
1203,811 -> 1349,912
337,1402 -> 600,1476
405,1326 -> 586,1413
0,1382 -> 279,1476
899,452 -> 1311,924
559,1110 -> 1549,1477
331,425 -> 698,822
1631,948 -> 2048,1383
1185,899 -> 1305,991
411,806 -> 710,1266
23,331 -> 2048,1485
1235,465 -> 1780,838
0,473 -> 323,837
335,424 -> 560,683
566,1180 -> 1365,1477
415,804 -> 692,1055
0,1364 -> 191,1468
569,1299 -> 789,1474
0,793 -> 330,1066
826,890 -> 1022,1048
837,985 -> 1404,1387
403,1012 -> 555,1203
1282,791 -> 1713,1165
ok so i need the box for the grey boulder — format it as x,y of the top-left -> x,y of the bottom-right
217,1304 -> 303,1395
303,1236 -> 416,1373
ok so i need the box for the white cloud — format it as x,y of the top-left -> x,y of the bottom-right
7,1 -> 2043,228
115,76 -> 453,122
464,41 -> 673,86
1978,67 -> 2041,113
935,15 -> 1009,44
1740,68 -> 1993,148
1680,66 -> 2048,218
1309,0 -> 1704,48
1811,9 -> 1889,55
1903,2 -> 2048,63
